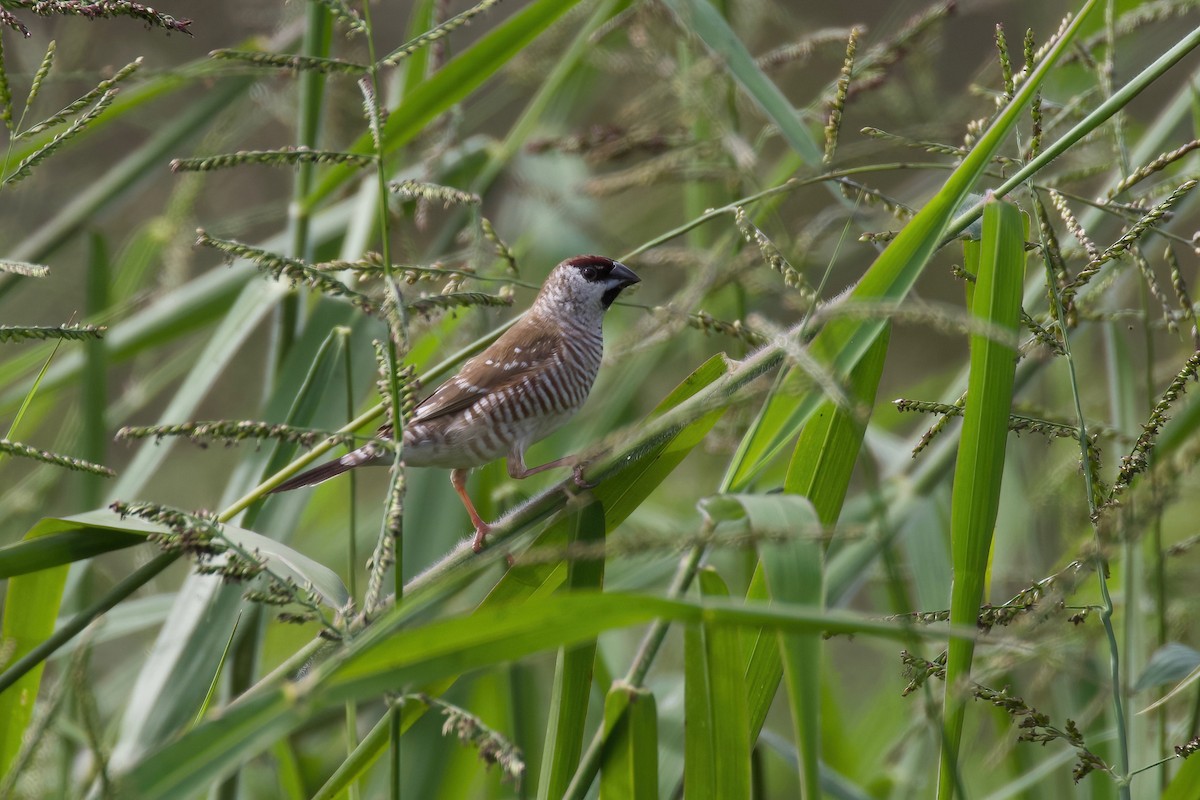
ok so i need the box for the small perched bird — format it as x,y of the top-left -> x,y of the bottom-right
272,255 -> 640,552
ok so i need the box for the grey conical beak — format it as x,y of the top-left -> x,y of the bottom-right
609,261 -> 640,288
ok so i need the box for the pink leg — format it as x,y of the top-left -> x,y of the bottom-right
450,469 -> 493,552
507,447 -> 593,488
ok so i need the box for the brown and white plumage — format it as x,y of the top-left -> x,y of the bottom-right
271,255 -> 640,551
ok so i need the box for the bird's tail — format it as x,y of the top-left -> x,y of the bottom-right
270,445 -> 383,493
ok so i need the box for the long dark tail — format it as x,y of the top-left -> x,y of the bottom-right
271,445 -> 381,493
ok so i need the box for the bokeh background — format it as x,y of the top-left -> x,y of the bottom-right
4,1 -> 1200,798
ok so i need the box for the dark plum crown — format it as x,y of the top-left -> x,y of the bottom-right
565,255 -> 618,282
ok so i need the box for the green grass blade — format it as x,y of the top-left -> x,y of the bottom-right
724,0 -> 1100,489
937,197 -> 1026,799
697,567 -> 751,799
684,608 -> 716,800
599,683 -> 658,800
538,504 -> 606,800
0,511 -> 153,578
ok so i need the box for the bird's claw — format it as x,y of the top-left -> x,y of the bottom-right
571,463 -> 597,490
471,522 -> 493,553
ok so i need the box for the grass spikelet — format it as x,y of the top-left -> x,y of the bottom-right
1066,179 -> 1200,298
1021,311 -> 1065,355
15,1 -> 192,35
3,87 -> 116,186
310,0 -> 365,35
481,217 -> 518,275
0,324 -> 105,343
995,24 -> 1013,104
894,398 -> 1090,440
859,126 -> 967,158
1105,139 -> 1200,199
1165,245 -> 1200,349
1032,193 -> 1071,321
0,8 -> 30,37
389,179 -> 480,207
18,56 -> 141,139
1024,29 -> 1043,159
1131,248 -> 1178,334
420,695 -> 525,788
170,147 -> 376,173
378,0 -> 502,67
406,291 -> 512,318
1048,188 -> 1100,262
195,230 -> 373,312
114,421 -> 363,451
208,49 -> 368,75
0,260 -> 49,277
23,39 -> 55,115
0,438 -> 114,476
733,206 -> 808,292
1106,350 -> 1200,508
358,76 -> 383,151
756,27 -> 858,71
824,26 -> 860,166
657,307 -> 767,347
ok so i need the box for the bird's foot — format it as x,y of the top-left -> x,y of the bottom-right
471,522 -> 494,554
571,463 -> 596,490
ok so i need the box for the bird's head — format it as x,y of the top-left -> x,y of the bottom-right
534,255 -> 640,322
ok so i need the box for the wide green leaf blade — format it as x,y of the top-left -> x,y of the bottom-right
537,503 -> 606,800
599,683 -> 658,800
697,567 -> 751,799
938,197 -> 1026,798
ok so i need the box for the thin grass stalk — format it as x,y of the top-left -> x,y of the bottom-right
1035,194 -> 1132,799
358,4 -> 408,794
81,234 -> 108,510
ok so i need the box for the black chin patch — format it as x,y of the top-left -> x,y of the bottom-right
601,285 -> 623,307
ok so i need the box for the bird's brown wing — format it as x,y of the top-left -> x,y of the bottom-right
410,321 -> 562,423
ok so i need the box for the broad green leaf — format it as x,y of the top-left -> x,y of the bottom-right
1164,753 -> 1200,800
938,198 -> 1026,798
1133,643 -> 1200,692
120,590 -> 973,799
697,568 -> 750,800
538,504 -> 606,800
599,683 -> 658,800
683,612 -> 716,800
0,511 -> 149,578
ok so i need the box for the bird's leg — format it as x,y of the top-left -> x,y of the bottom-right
450,468 -> 493,553
507,446 -> 593,489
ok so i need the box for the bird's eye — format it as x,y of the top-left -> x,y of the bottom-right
581,266 -> 597,280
